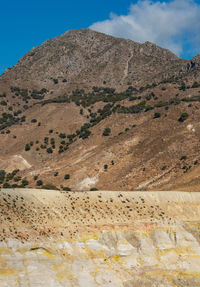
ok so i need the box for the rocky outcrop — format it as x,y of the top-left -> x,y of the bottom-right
1,29 -> 186,89
0,189 -> 200,286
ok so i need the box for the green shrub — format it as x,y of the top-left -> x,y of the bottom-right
154,112 -> 161,118
63,187 -> 71,191
14,176 -> 21,182
103,128 -> 111,136
59,133 -> 66,139
79,129 -> 91,139
104,164 -> 108,170
36,180 -> 43,186
25,144 -> 30,151
53,78 -> 58,84
46,147 -> 53,153
64,174 -> 70,180
0,170 -> 6,183
179,82 -> 186,91
178,113 -> 189,122
21,179 -> 29,186
42,184 -> 58,190
90,187 -> 98,191
3,182 -> 11,188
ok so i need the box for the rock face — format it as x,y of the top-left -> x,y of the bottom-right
0,189 -> 200,286
1,29 -> 185,89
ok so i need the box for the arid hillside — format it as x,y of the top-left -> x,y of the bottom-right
0,29 -> 200,191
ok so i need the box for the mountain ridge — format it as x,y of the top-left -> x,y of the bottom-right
0,29 -> 200,192
1,29 -> 187,91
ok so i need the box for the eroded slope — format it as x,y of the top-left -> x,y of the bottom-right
0,189 -> 200,286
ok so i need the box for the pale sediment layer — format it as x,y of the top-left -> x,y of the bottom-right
0,189 -> 200,286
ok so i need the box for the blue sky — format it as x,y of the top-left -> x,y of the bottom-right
1,0 -> 200,75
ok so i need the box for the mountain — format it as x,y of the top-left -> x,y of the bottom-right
1,29 -> 186,90
0,29 -> 200,192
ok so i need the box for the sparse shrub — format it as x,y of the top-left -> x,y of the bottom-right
192,81 -> 200,88
53,78 -> 58,84
145,105 -> 154,112
25,144 -> 30,151
0,170 -> 6,183
179,82 -> 186,91
59,146 -> 64,153
44,137 -> 49,144
104,164 -> 108,171
42,184 -> 58,190
3,182 -> 11,188
178,113 -> 189,122
31,119 -> 37,123
79,129 -> 91,139
14,176 -> 21,182
46,147 -> 53,153
59,133 -> 66,139
36,180 -> 43,186
40,144 -> 46,149
90,187 -> 98,191
0,101 -> 7,106
64,174 -> 70,180
21,179 -> 29,186
154,112 -> 161,118
103,128 -> 111,136
63,187 -> 71,191
180,155 -> 187,161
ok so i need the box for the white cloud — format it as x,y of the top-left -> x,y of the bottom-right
90,0 -> 200,58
